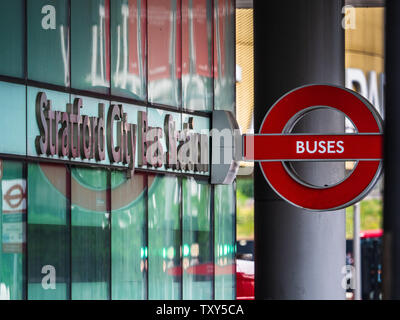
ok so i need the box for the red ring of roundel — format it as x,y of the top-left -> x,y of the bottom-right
259,85 -> 382,211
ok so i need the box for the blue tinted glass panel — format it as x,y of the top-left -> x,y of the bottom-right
111,171 -> 147,299
182,0 -> 213,112
71,0 -> 110,93
27,163 -> 70,300
148,0 -> 181,108
0,160 -> 26,300
111,0 -> 147,101
214,0 -> 235,111
0,82 -> 26,156
27,0 -> 70,86
148,175 -> 181,299
182,178 -> 212,299
0,0 -> 24,78
71,167 -> 110,300
214,183 -> 236,299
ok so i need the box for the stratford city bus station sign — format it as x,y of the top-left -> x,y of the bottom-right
33,85 -> 383,212
34,92 -> 211,177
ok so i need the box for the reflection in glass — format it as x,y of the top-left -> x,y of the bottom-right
111,171 -> 147,299
214,183 -> 236,299
0,82 -> 26,156
27,164 -> 70,300
0,0 -> 24,78
146,108 -> 182,172
214,0 -> 235,112
148,175 -> 181,299
148,0 -> 182,108
71,167 -> 110,300
0,160 -> 26,300
71,0 -> 110,93
182,178 -> 212,299
28,0 -> 70,86
182,0 -> 213,112
111,0 -> 147,101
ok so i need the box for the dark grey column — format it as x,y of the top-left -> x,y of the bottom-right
384,0 -> 400,300
254,0 -> 346,299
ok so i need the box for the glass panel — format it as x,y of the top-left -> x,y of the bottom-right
111,171 -> 147,299
145,108 -> 181,172
148,0 -> 181,108
214,183 -> 236,299
0,0 -> 24,78
27,163 -> 70,300
27,0 -> 70,87
111,0 -> 147,101
182,177 -> 212,299
148,175 -> 181,299
0,82 -> 26,156
71,0 -> 110,93
27,87 -> 70,159
0,160 -> 26,300
214,0 -> 235,112
182,0 -> 213,112
71,167 -> 110,300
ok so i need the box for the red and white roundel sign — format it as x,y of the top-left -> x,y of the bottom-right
244,85 -> 383,211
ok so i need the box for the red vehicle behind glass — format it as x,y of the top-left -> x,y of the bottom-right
236,240 -> 254,300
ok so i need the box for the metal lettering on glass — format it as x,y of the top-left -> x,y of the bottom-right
35,92 -> 209,175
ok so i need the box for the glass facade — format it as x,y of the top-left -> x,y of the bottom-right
148,175 -> 181,299
111,0 -> 147,101
0,161 -> 26,300
0,1 -> 25,78
27,0 -> 70,86
0,0 -> 236,300
214,183 -> 236,299
182,177 -> 213,299
182,0 -> 213,112
27,163 -> 70,300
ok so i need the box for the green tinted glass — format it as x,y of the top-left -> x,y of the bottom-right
182,177 -> 212,299
214,183 -> 236,299
71,0 -> 110,93
0,0 -> 25,78
0,160 -> 26,300
182,0 -> 213,112
27,163 -> 70,300
71,167 -> 110,300
214,0 -> 235,112
148,175 -> 181,299
27,0 -> 70,86
111,171 -> 147,299
111,0 -> 147,101
0,81 -> 26,156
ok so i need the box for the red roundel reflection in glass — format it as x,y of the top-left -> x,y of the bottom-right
243,85 -> 383,211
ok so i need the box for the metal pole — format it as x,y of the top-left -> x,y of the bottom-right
254,0 -> 346,299
353,202 -> 361,300
384,0 -> 400,300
